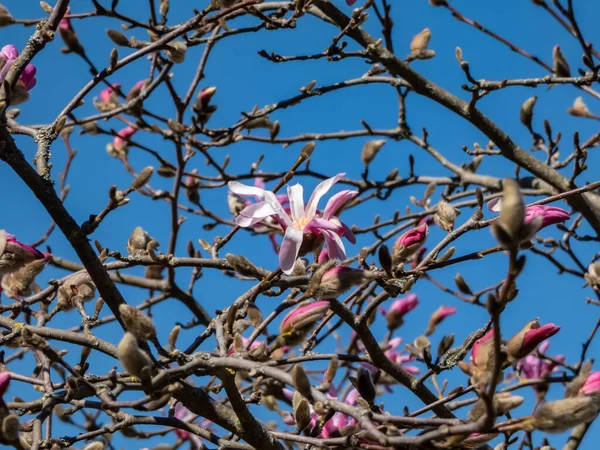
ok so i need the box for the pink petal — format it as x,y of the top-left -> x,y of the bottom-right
322,230 -> 346,261
279,227 -> 303,274
305,173 -> 346,218
322,190 -> 358,220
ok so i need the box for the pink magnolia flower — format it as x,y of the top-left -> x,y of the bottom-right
100,84 -> 121,104
383,337 -> 420,375
0,45 -> 37,102
0,231 -> 46,275
488,199 -> 569,230
113,126 -> 137,152
392,224 -> 428,263
318,389 -> 360,438
172,404 -> 211,448
516,341 -> 564,393
229,173 -> 358,274
0,371 -> 10,407
507,320 -> 561,362
580,372 -> 600,396
380,293 -> 419,330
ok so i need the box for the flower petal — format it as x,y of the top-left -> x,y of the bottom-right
322,230 -> 346,261
279,227 -> 303,274
322,190 -> 358,220
235,201 -> 277,227
340,220 -> 356,244
304,218 -> 343,234
228,181 -> 266,200
488,197 -> 503,212
305,173 -> 346,218
264,191 -> 292,226
287,183 -> 305,221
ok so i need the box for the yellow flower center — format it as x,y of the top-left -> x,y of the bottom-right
292,217 -> 311,231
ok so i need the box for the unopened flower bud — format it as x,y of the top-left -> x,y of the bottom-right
0,230 -> 46,275
520,96 -> 537,130
410,28 -> 435,60
165,41 -> 186,63
552,45 -> 571,78
1,252 -> 51,298
532,396 -> 597,433
433,201 -> 459,232
57,273 -> 96,311
82,442 -> 105,450
106,29 -> 130,47
119,304 -> 156,341
361,139 -> 386,166
425,305 -> 456,336
585,262 -> 600,287
168,324 -> 181,351
325,356 -> 339,383
292,392 -> 311,431
314,266 -> 371,299
1,414 -> 20,442
116,332 -> 154,382
454,273 -> 473,295
127,226 -> 159,255
131,166 -> 154,190
291,364 -> 312,400
382,293 -> 419,330
349,368 -> 376,405
392,224 -> 428,264
468,392 -> 525,421
507,319 -> 560,363
279,301 -> 330,345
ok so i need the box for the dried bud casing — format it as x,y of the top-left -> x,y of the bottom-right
1,414 -> 20,442
350,368 -> 376,404
168,325 -> 181,351
410,28 -> 435,60
119,304 -> 157,341
116,332 -> 154,382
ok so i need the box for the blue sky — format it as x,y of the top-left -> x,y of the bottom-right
2,0 -> 600,448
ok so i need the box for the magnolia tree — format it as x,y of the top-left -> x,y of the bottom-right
0,0 -> 600,449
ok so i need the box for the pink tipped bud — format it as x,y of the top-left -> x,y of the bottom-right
425,305 -> 456,336
507,320 -> 560,363
113,126 -> 137,153
381,294 -> 419,330
580,372 -> 600,396
279,300 -> 330,345
0,230 -> 46,275
392,224 -> 428,264
524,205 -> 570,229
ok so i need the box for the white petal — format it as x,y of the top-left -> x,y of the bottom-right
279,227 -> 303,275
235,201 -> 278,227
264,191 -> 292,226
228,181 -> 266,199
287,183 -> 305,221
305,173 -> 345,218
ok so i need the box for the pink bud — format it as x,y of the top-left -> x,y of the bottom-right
0,371 -> 10,398
199,86 -> 216,108
471,329 -> 494,366
392,224 -> 428,263
318,249 -> 330,264
381,294 -> 419,330
524,205 -> 570,229
100,84 -> 121,104
580,372 -> 600,396
280,301 -> 330,335
114,126 -> 137,152
507,320 -> 560,362
430,305 -> 456,325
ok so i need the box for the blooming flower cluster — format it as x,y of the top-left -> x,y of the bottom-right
229,173 -> 357,274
